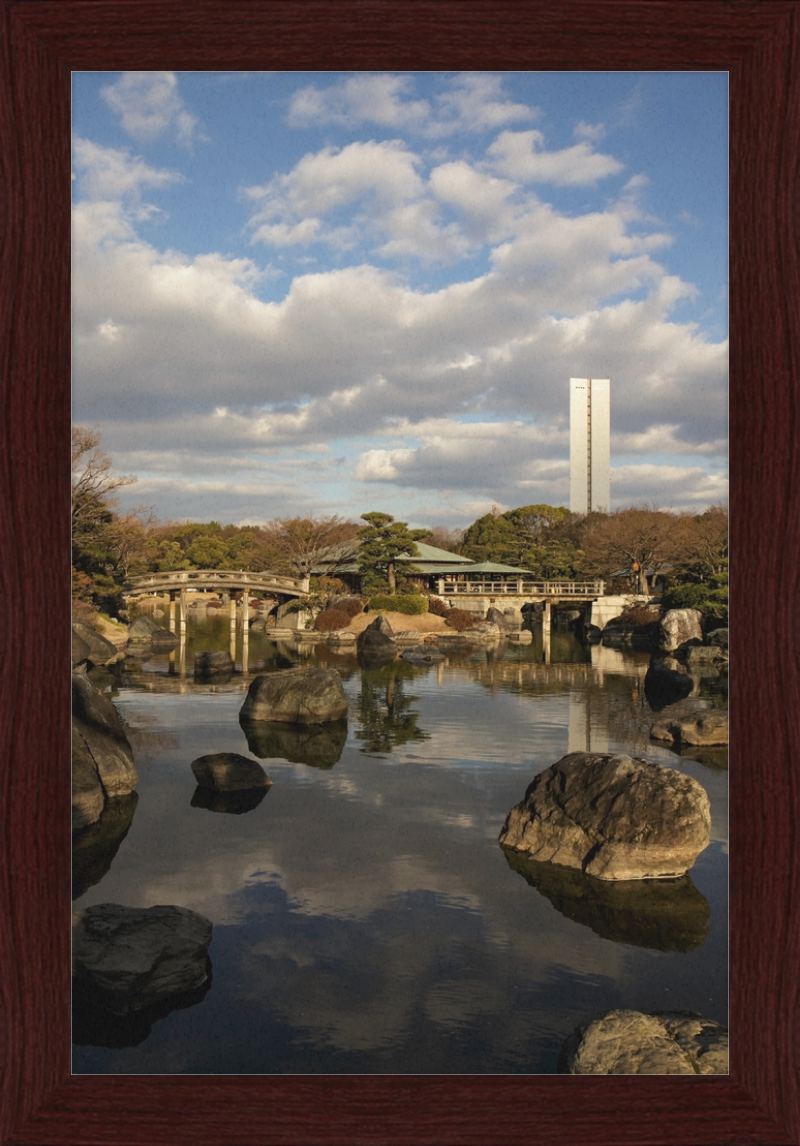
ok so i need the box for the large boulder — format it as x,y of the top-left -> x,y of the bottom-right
72,622 -> 121,667
72,673 -> 138,830
240,667 -> 348,724
499,751 -> 710,881
486,606 -> 513,630
72,903 -> 212,1015
659,608 -> 703,652
707,627 -> 729,649
190,752 -> 272,792
356,617 -> 398,667
650,709 -> 729,747
558,1009 -> 728,1075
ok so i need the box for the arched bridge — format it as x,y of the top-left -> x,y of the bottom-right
123,569 -> 309,600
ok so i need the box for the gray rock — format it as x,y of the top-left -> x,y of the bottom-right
356,618 -> 398,666
240,667 -> 348,724
72,673 -> 138,830
558,1009 -> 728,1074
72,793 -> 139,899
685,644 -> 727,667
190,752 -> 272,792
72,622 -> 121,666
72,903 -> 212,1015
127,614 -> 162,639
499,751 -> 710,881
650,710 -> 728,747
400,645 -> 447,665
71,630 -> 93,668
150,628 -> 179,650
659,608 -> 703,652
194,650 -> 234,677
706,627 -> 728,648
486,607 -> 513,630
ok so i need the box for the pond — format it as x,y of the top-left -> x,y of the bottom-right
72,616 -> 728,1075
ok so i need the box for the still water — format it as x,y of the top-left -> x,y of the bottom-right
72,618 -> 728,1074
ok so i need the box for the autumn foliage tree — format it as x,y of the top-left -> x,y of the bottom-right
577,506 -> 686,593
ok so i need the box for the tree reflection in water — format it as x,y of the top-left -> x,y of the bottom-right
355,661 -> 431,757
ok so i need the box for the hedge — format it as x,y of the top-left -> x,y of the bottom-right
368,594 -> 429,615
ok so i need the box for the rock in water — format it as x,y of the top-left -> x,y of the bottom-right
650,710 -> 728,747
499,751 -> 710,881
71,622 -> 121,666
72,903 -> 213,1015
356,617 -> 398,667
190,752 -> 272,792
72,673 -> 138,830
240,667 -> 348,724
558,1009 -> 728,1074
194,650 -> 234,679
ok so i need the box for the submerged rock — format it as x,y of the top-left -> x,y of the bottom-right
240,667 -> 348,724
72,903 -> 212,1015
191,786 -> 270,815
400,645 -> 447,665
499,751 -> 710,881
194,650 -> 235,681
644,656 -> 694,710
558,1009 -> 728,1075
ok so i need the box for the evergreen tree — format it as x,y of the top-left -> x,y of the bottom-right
357,512 -> 428,594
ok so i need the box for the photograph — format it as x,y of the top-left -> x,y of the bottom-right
70,69 -> 730,1076
2,1 -> 798,1141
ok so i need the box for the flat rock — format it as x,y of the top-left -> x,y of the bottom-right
499,751 -> 710,881
400,645 -> 447,665
240,667 -> 348,724
194,650 -> 234,677
651,710 -> 728,747
558,1009 -> 728,1074
72,903 -> 213,1015
190,752 -> 271,792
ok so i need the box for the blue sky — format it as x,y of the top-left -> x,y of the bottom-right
72,70 -> 728,529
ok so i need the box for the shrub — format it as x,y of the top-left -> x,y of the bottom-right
313,608 -> 352,632
445,608 -> 474,631
329,596 -> 365,617
662,581 -> 728,626
426,596 -> 450,617
617,605 -> 662,626
368,594 -> 429,615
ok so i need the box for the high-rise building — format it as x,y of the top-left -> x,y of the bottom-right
569,378 -> 610,514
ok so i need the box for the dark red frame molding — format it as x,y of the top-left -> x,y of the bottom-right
1,2 -> 798,1142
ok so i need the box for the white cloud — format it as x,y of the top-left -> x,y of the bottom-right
100,71 -> 203,147
574,121 -> 606,142
72,137 -> 183,203
286,72 -> 535,137
487,129 -> 625,185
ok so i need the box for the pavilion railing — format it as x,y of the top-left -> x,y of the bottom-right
437,579 -> 604,597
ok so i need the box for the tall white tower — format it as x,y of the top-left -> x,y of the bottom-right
569,378 -> 610,514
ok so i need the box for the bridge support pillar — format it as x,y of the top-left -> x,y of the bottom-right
169,595 -> 176,633
179,588 -> 187,637
543,600 -> 552,665
242,588 -> 249,627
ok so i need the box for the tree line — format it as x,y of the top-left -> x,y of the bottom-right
72,425 -> 727,623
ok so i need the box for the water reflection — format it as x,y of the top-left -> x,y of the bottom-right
354,662 -> 431,756
240,719 -> 348,769
502,850 -> 710,952
191,786 -> 271,815
72,793 -> 139,900
72,961 -> 212,1049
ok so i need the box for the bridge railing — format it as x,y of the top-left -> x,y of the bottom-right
438,579 -> 604,597
124,570 -> 309,595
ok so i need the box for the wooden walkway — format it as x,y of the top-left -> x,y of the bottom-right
123,569 -> 309,598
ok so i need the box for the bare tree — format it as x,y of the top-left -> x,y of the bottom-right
261,515 -> 359,578
71,425 -> 136,523
578,506 -> 688,594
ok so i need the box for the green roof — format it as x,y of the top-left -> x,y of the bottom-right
313,538 -> 473,573
455,561 -> 532,575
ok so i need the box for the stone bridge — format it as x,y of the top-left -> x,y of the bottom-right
123,569 -> 309,601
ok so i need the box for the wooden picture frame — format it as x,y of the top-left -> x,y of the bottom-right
2,2 -> 797,1141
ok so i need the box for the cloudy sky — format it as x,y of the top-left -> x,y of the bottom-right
72,71 -> 728,529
